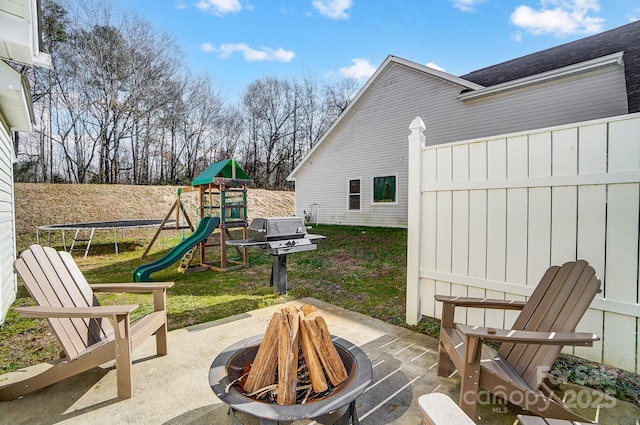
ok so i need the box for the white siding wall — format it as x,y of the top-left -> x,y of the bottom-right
0,121 -> 16,324
294,64 -> 442,228
406,113 -> 640,373
293,61 -> 628,228
441,65 -> 628,146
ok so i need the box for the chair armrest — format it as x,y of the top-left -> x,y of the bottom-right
435,295 -> 527,310
457,324 -> 599,345
90,282 -> 174,293
457,324 -> 599,364
14,305 -> 138,319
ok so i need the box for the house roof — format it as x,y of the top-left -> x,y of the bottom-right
0,60 -> 33,131
460,19 -> 640,113
192,159 -> 252,186
0,0 -> 51,68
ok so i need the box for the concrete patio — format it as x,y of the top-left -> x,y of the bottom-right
0,298 -> 637,425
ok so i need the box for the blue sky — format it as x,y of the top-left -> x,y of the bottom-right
118,0 -> 639,101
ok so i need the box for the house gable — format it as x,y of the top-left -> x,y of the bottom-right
288,56 -> 477,180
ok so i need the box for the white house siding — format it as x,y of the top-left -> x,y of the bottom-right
294,63 -> 468,228
406,113 -> 640,373
0,121 -> 16,324
450,65 -> 628,145
0,0 -> 45,324
293,60 -> 629,228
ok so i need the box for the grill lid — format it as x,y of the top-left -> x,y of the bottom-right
248,217 -> 306,242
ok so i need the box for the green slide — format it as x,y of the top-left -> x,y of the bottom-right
133,216 -> 220,282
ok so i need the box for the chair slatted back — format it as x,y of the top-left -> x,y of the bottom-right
498,260 -> 601,390
14,245 -> 114,359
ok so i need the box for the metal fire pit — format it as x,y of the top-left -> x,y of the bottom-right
209,334 -> 372,425
227,217 -> 326,295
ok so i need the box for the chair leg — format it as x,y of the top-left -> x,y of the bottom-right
156,322 -> 168,356
458,360 -> 481,420
153,289 -> 169,356
452,330 -> 486,420
114,314 -> 133,399
437,303 -> 456,377
437,342 -> 451,377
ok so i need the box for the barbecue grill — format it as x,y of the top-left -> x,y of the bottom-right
227,217 -> 325,294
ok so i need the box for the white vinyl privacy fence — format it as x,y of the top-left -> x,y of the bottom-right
406,113 -> 640,373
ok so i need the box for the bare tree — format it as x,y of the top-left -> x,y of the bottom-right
177,73 -> 225,182
293,74 -> 335,159
323,77 -> 359,120
214,105 -> 244,163
36,0 -> 184,183
14,0 -> 360,188
242,77 -> 296,188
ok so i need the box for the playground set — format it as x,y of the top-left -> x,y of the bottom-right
133,159 -> 253,282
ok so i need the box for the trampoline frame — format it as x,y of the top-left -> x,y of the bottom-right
36,219 -> 176,258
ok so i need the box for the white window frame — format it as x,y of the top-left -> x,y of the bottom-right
371,173 -> 398,205
346,177 -> 362,212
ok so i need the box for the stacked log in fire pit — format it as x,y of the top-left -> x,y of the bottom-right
240,305 -> 348,405
209,304 -> 372,424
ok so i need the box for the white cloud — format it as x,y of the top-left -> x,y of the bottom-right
196,0 -> 241,15
425,62 -> 445,72
312,0 -> 352,20
339,58 -> 377,80
176,2 -> 187,10
452,0 -> 485,12
200,42 -> 216,52
511,0 -> 604,36
269,48 -> 296,62
201,42 -> 295,62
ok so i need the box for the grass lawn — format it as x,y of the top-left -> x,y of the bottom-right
1,224 -> 637,405
1,225 -> 433,372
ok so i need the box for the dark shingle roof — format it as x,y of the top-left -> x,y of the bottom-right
460,20 -> 640,113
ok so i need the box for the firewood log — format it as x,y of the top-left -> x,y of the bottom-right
277,309 -> 299,405
300,304 -> 316,316
303,313 -> 348,386
297,310 -> 328,393
244,312 -> 281,393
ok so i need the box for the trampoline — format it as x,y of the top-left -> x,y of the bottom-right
37,219 -> 177,258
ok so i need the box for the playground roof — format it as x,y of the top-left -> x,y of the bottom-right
192,160 -> 252,186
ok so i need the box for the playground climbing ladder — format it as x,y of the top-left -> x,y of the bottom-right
178,246 -> 197,273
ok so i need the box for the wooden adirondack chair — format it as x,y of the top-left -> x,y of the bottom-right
435,260 -> 601,422
0,245 -> 173,400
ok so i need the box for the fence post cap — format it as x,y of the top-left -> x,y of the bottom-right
409,116 -> 425,132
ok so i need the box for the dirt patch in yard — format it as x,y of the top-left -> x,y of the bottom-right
14,183 -> 295,250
